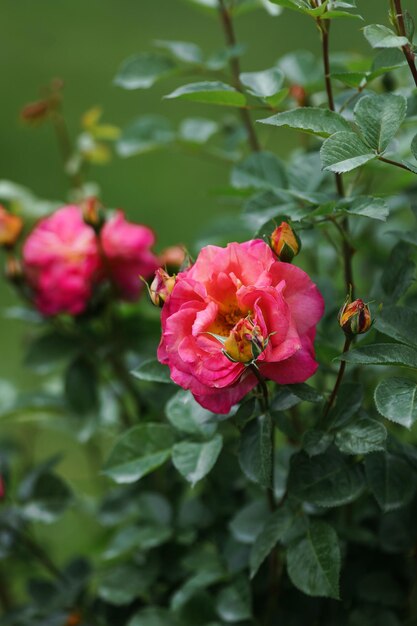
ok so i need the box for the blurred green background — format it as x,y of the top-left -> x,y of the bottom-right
0,0 -> 384,562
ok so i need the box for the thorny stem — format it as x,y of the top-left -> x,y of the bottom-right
393,0 -> 417,87
322,336 -> 351,420
317,16 -> 355,297
218,0 -> 261,152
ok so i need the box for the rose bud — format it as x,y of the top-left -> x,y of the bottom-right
289,85 -> 307,107
81,196 -> 105,231
159,245 -> 186,271
149,268 -> 176,307
0,475 -> 5,500
223,317 -> 266,364
20,100 -> 50,125
0,206 -> 23,248
5,255 -> 24,284
270,221 -> 301,263
338,296 -> 372,337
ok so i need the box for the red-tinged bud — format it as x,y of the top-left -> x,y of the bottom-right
80,196 -> 105,231
270,221 -> 301,263
159,245 -> 187,271
149,268 -> 176,307
20,100 -> 50,125
289,85 -> 307,107
5,255 -> 24,284
0,476 -> 5,499
223,317 -> 266,364
65,611 -> 82,626
0,206 -> 23,248
338,296 -> 372,337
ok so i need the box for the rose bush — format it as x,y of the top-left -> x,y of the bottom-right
158,239 -> 324,412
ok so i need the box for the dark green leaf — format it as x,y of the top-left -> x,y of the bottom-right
131,359 -> 172,384
114,53 -> 177,89
249,504 -> 294,577
320,131 -> 376,173
97,563 -> 155,606
335,418 -> 387,455
287,521 -> 340,599
258,107 -> 351,137
20,473 -> 72,524
302,430 -> 333,457
165,82 -> 247,107
339,343 -> 417,369
154,40 -> 203,64
128,608 -> 175,626
381,242 -> 415,302
288,448 -> 364,507
103,424 -> 175,484
166,390 -> 217,437
24,331 -> 78,372
375,305 -> 417,347
354,94 -> 407,153
231,151 -> 287,190
375,377 -> 417,428
240,67 -> 284,98
64,357 -> 98,416
238,415 -> 273,488
179,118 -> 218,144
365,452 -> 417,512
229,499 -> 269,544
172,434 -> 223,486
216,578 -> 252,622
328,382 -> 363,429
337,195 -> 389,221
104,524 -> 171,558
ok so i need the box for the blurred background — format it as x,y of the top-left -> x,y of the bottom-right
0,0 -> 383,563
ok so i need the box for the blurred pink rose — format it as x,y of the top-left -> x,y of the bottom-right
158,240 -> 324,413
100,210 -> 158,300
23,205 -> 100,316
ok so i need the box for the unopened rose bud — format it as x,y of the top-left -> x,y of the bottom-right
65,611 -> 82,626
290,85 -> 307,107
0,475 -> 5,500
149,268 -> 176,306
5,255 -> 23,284
159,246 -> 187,271
338,296 -> 372,337
223,317 -> 266,364
270,221 -> 301,263
81,197 -> 105,231
0,207 -> 23,249
20,100 -> 50,125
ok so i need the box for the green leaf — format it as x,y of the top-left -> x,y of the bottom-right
375,378 -> 417,428
411,134 -> 417,161
172,434 -> 223,486
19,472 -> 72,524
154,40 -> 203,64
64,357 -> 98,416
320,131 -> 376,173
302,430 -> 333,457
363,24 -> 409,49
279,50 -> 322,87
354,94 -> 407,153
231,151 -> 287,190
229,499 -> 269,544
258,107 -> 351,138
287,521 -> 341,599
104,524 -> 171,559
24,331 -> 79,372
117,115 -> 175,157
114,53 -> 177,89
340,343 -> 417,369
164,82 -> 247,107
166,390 -> 216,437
179,117 -> 218,144
128,608 -> 175,626
337,196 -> 389,221
131,359 -> 172,384
328,382 -> 363,429
381,242 -> 415,302
97,563 -> 155,606
103,424 -> 175,484
375,305 -> 417,347
238,415 -> 273,488
216,578 -> 252,622
240,67 -> 284,98
335,418 -> 387,455
249,504 -> 294,577
365,452 -> 417,512
288,448 -> 364,507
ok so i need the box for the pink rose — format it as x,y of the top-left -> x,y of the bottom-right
158,240 -> 324,414
100,211 -> 158,300
23,205 -> 100,316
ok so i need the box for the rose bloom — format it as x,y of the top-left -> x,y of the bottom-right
23,205 -> 100,316
158,240 -> 324,413
100,210 -> 159,300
